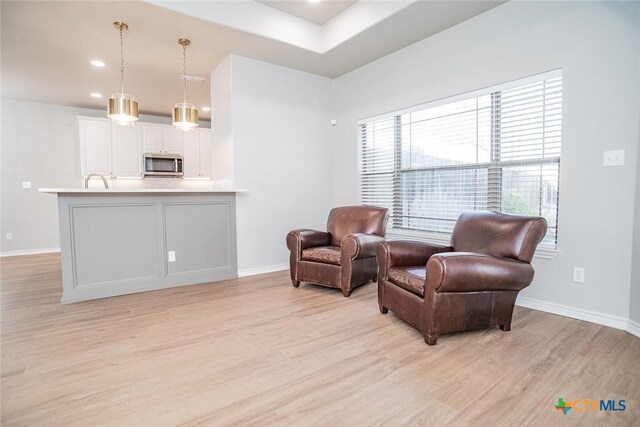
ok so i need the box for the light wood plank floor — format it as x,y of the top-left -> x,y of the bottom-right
1,253 -> 638,426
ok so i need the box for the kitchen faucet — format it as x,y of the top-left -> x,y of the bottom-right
84,173 -> 109,189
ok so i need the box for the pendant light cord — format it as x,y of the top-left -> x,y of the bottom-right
120,26 -> 125,95
182,43 -> 187,104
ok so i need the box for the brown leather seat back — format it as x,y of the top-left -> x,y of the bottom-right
327,206 -> 389,246
450,211 -> 547,263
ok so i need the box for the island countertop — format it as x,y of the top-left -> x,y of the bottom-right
39,188 -> 247,194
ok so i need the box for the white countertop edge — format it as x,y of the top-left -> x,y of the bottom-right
38,188 -> 247,194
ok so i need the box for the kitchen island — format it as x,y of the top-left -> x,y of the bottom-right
39,188 -> 246,303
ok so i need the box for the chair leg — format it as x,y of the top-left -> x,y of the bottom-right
291,280 -> 300,288
424,333 -> 439,346
500,323 -> 511,332
379,305 -> 388,314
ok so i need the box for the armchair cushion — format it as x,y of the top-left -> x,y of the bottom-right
301,246 -> 341,265
426,252 -> 535,293
388,266 -> 426,297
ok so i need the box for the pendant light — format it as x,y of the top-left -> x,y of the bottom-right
107,22 -> 139,126
173,38 -> 198,131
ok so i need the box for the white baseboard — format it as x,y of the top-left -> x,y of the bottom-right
0,247 -> 60,258
516,295 -> 630,332
238,263 -> 288,277
626,319 -> 640,339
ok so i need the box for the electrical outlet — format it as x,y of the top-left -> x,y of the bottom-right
573,267 -> 585,283
22,181 -> 32,189
168,251 -> 176,262
603,150 -> 624,167
5,233 -> 12,241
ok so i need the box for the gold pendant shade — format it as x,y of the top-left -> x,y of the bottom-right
108,93 -> 139,126
173,102 -> 198,130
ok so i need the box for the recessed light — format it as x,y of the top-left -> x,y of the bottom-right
307,0 -> 321,3
91,60 -> 105,67
202,106 -> 210,112
90,92 -> 102,98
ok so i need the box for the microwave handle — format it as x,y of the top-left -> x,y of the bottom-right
175,158 -> 178,172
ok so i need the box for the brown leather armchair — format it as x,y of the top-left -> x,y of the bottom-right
286,206 -> 389,297
377,211 -> 547,345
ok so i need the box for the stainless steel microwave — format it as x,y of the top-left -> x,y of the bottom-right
143,153 -> 183,177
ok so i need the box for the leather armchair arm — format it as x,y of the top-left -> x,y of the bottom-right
286,229 -> 331,253
377,240 -> 452,282
378,240 -> 453,268
426,252 -> 534,293
341,233 -> 385,260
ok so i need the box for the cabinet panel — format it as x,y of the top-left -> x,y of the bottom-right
79,119 -> 111,176
199,131 -> 213,178
164,202 -> 231,275
72,204 -> 159,286
182,131 -> 200,178
163,127 -> 183,154
112,125 -> 142,177
143,126 -> 164,154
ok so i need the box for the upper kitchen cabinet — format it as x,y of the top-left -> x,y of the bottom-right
79,117 -> 112,177
142,124 -> 183,155
78,117 -> 212,179
182,129 -> 213,178
78,117 -> 142,178
112,125 -> 142,177
163,127 -> 183,154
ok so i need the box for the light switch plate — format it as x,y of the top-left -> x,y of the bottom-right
603,150 -> 624,167
168,251 -> 176,262
5,233 -> 12,241
22,181 -> 32,189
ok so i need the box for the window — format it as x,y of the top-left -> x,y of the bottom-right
359,71 -> 562,248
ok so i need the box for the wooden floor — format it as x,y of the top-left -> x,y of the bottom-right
1,253 -> 638,426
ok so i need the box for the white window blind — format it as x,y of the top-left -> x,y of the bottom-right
359,71 -> 562,248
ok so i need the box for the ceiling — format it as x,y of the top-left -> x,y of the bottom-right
0,1 -> 506,120
258,1 -> 357,25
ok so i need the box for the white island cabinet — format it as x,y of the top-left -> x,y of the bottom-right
39,188 -> 246,303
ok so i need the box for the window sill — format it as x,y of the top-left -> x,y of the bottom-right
386,229 -> 559,260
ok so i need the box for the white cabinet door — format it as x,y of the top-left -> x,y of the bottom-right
199,130 -> 213,178
182,131 -> 200,178
79,118 -> 112,176
112,125 -> 142,177
142,125 -> 163,154
163,127 -> 183,154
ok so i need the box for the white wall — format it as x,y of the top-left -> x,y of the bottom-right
332,1 -> 640,323
0,98 -> 211,254
1,99 -> 85,253
631,124 -> 640,326
212,55 -> 335,274
211,56 -> 234,182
